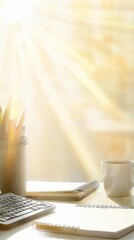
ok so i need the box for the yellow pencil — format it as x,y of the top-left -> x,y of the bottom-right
0,105 -> 3,140
16,110 -> 25,140
1,99 -> 11,139
0,105 -> 2,124
8,119 -> 16,141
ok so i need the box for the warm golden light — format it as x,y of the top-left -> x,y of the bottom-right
0,0 -> 134,181
1,0 -> 31,25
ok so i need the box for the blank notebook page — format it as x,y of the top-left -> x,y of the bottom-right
34,204 -> 134,238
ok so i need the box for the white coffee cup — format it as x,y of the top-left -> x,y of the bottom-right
101,160 -> 134,197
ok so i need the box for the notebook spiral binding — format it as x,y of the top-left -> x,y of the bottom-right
33,221 -> 79,234
76,204 -> 134,209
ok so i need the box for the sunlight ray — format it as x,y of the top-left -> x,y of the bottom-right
0,0 -> 133,181
16,33 -> 34,107
28,1 -> 134,31
0,28 -> 11,85
25,20 -> 129,123
19,31 -> 99,179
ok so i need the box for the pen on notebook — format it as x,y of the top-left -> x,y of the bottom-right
75,180 -> 99,194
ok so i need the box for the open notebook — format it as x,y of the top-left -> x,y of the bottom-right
33,204 -> 134,239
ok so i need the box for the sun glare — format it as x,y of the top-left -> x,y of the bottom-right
1,0 -> 31,25
0,0 -> 134,181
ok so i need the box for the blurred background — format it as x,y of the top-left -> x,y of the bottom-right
0,0 -> 134,182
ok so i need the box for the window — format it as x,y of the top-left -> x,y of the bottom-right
0,0 -> 134,181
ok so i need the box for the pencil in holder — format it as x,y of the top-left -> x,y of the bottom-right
0,136 -> 28,196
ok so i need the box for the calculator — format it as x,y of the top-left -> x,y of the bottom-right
0,193 -> 56,230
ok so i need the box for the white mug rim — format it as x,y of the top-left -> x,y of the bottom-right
102,160 -> 134,164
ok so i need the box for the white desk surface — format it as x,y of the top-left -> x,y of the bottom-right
1,182 -> 134,240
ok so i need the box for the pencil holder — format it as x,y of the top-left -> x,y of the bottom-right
0,137 -> 28,196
